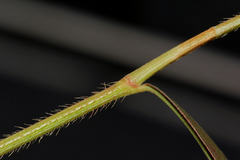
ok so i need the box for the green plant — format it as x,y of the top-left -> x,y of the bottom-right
0,13 -> 240,159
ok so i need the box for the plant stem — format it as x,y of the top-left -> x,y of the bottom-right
0,78 -> 145,156
214,14 -> 240,38
127,14 -> 240,85
1,14 -> 240,158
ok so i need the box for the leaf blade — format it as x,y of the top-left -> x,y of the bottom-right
141,83 -> 227,160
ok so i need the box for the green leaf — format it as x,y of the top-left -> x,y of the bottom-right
141,83 -> 227,160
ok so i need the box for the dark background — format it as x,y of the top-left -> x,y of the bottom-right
0,1 -> 240,159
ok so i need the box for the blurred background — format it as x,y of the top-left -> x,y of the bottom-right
0,1 -> 240,159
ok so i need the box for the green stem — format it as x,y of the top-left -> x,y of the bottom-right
0,78 -> 146,156
127,14 -> 240,85
1,14 -> 240,158
214,15 -> 240,39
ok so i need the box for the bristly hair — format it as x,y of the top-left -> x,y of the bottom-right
0,81 -> 120,158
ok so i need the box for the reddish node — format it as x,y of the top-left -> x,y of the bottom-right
123,76 -> 139,88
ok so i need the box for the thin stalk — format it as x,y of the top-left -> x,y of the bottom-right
127,14 -> 240,85
0,78 -> 146,156
0,14 -> 240,158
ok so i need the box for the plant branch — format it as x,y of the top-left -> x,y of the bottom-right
127,14 -> 240,85
1,14 -> 240,158
0,78 -> 146,156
